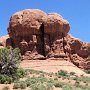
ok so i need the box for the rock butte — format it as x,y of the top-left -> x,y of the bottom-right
0,9 -> 90,69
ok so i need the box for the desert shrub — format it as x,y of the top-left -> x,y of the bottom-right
0,48 -> 22,84
75,81 -> 80,87
0,74 -> 13,84
25,69 -> 39,74
47,78 -> 54,83
79,76 -> 90,83
13,81 -> 27,89
72,76 -> 90,83
53,80 -> 63,87
80,85 -> 90,90
28,76 -> 37,84
31,83 -> 46,90
63,84 -> 73,90
2,86 -> 9,90
47,82 -> 54,90
25,78 -> 31,87
71,76 -> 78,80
63,84 -> 82,90
37,76 -> 47,83
13,81 -> 20,89
84,69 -> 90,74
14,81 -> 27,89
70,72 -> 75,75
0,48 -> 21,75
25,76 -> 53,90
57,70 -> 68,77
54,77 -> 58,80
47,78 -> 63,88
25,76 -> 47,90
19,81 -> 27,89
48,72 -> 54,77
39,73 -> 45,77
15,68 -> 26,79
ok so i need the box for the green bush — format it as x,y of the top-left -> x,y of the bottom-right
0,48 -> 21,75
15,68 -> 26,78
0,48 -> 22,84
13,82 -> 20,89
25,78 -> 31,87
57,70 -> 68,77
47,82 -> 54,90
37,76 -> 47,83
0,68 -> 27,84
19,81 -> 27,89
53,80 -> 62,87
0,74 -> 13,84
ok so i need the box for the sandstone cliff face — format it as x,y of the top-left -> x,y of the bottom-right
0,9 -> 90,69
7,9 -> 70,57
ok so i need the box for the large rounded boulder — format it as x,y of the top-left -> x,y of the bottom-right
42,13 -> 70,34
8,9 -> 47,38
7,9 -> 70,56
8,9 -> 70,38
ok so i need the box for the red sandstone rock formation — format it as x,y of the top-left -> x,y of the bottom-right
0,35 -> 10,47
0,9 -> 90,69
7,9 -> 70,57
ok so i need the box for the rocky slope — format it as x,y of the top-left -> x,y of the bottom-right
0,9 -> 90,69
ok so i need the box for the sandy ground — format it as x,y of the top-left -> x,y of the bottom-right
20,59 -> 89,76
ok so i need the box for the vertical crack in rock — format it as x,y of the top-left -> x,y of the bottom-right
7,9 -> 70,59
39,23 -> 45,56
62,33 -> 65,54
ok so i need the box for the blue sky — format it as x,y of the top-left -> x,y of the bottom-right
0,0 -> 90,42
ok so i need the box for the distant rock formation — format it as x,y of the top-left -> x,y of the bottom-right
0,35 -> 10,48
0,9 -> 90,69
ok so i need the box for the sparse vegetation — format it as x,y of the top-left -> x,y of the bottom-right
0,68 -> 89,90
70,72 -> 75,75
0,74 -> 13,84
71,76 -> 90,83
84,69 -> 90,74
56,70 -> 69,77
0,48 -> 90,90
2,86 -> 9,90
13,81 -> 20,89
53,80 -> 63,87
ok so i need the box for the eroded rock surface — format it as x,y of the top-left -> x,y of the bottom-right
0,35 -> 12,48
7,9 -> 70,57
0,9 -> 90,69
